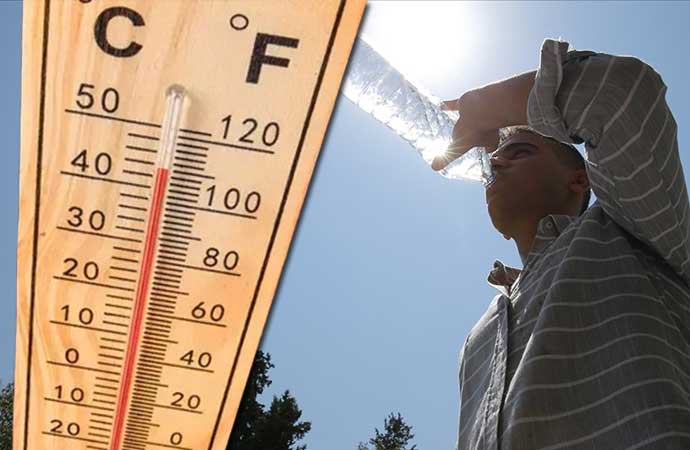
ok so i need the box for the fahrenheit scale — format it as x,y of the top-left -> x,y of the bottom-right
13,1 -> 365,450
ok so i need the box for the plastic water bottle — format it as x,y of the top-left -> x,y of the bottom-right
342,38 -> 494,186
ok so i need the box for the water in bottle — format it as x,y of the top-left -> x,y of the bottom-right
342,38 -> 494,186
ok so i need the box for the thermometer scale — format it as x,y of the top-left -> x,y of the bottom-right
13,1 -> 365,449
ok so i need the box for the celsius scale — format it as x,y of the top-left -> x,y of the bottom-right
13,1 -> 365,449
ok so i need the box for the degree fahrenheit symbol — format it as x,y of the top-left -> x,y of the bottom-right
246,33 -> 300,84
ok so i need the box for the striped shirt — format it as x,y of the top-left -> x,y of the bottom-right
455,39 -> 690,450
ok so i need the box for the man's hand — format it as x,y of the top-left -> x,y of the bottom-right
431,70 -> 537,171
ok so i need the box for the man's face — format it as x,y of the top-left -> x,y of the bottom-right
485,132 -> 574,236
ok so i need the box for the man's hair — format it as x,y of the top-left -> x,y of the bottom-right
498,125 -> 591,215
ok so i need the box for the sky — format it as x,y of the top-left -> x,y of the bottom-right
1,1 -> 690,450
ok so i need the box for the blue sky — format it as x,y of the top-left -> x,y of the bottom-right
1,1 -> 689,450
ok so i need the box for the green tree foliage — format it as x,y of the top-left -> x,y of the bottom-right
0,382 -> 12,450
226,350 -> 311,450
237,390 -> 311,450
357,412 -> 417,450
227,350 -> 275,448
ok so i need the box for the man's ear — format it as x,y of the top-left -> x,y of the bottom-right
569,168 -> 589,194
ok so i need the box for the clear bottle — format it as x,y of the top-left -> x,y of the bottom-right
342,38 -> 494,186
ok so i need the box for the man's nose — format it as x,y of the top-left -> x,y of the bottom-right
489,154 -> 509,173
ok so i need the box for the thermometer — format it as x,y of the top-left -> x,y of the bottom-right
13,1 -> 365,449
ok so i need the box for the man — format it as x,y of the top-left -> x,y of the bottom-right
432,39 -> 690,449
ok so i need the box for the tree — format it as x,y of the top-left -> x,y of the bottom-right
243,390 -> 311,450
0,382 -> 12,450
227,350 -> 311,450
357,412 -> 417,450
227,350 -> 275,449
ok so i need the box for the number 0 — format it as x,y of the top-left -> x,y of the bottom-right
170,432 -> 183,445
101,88 -> 119,113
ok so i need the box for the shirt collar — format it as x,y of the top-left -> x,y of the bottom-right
487,260 -> 522,297
487,213 -> 577,296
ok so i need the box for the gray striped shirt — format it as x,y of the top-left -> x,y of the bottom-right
456,39 -> 690,450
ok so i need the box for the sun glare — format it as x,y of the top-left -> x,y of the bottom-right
360,1 -> 478,94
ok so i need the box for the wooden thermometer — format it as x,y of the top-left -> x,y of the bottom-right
13,1 -> 365,449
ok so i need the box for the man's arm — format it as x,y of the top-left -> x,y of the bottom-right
528,39 -> 689,284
